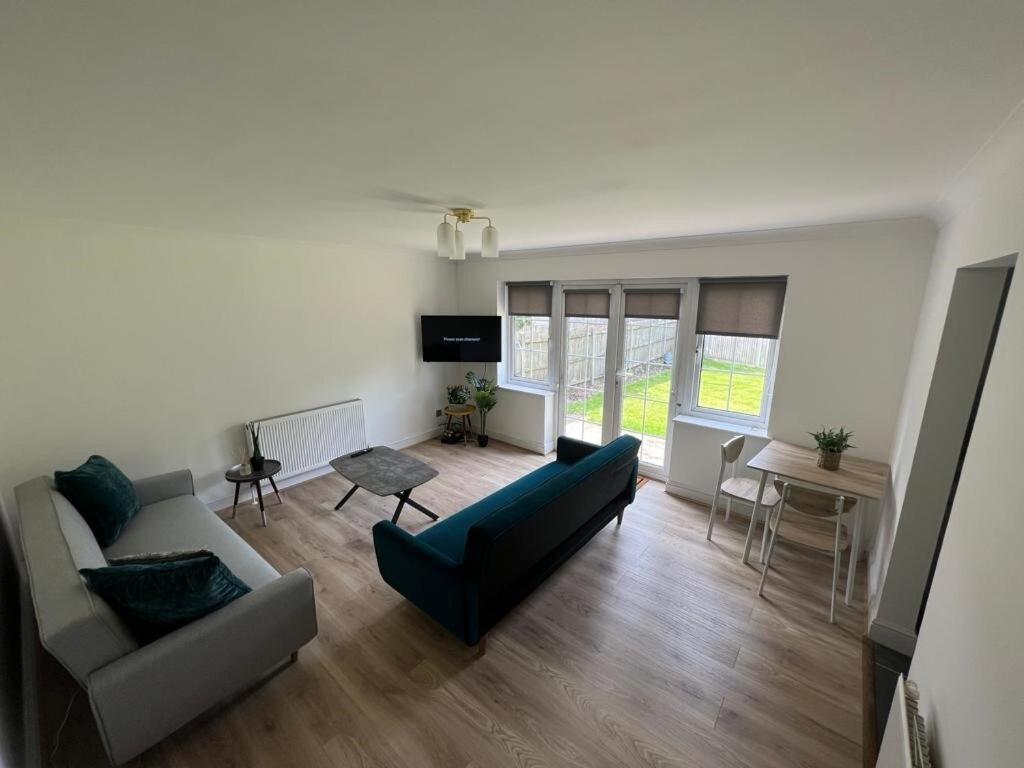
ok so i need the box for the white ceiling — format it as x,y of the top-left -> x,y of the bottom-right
3,1 -> 1024,252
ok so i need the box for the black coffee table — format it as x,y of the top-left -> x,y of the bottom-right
225,460 -> 283,527
330,447 -> 439,525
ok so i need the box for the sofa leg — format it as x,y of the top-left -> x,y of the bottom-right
290,651 -> 299,664
474,636 -> 487,657
617,510 -> 624,525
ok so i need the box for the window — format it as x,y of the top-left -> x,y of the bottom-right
507,282 -> 554,387
694,334 -> 776,420
688,276 -> 786,425
510,315 -> 552,384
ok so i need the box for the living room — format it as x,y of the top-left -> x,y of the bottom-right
2,3 -> 1023,767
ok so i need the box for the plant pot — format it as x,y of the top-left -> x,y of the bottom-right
817,450 -> 842,471
477,434 -> 489,448
250,456 -> 265,471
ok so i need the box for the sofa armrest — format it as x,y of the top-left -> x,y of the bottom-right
132,469 -> 194,506
87,568 -> 317,765
556,436 -> 602,465
372,521 -> 474,642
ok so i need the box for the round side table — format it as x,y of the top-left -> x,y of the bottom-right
225,459 -> 283,527
443,404 -> 477,446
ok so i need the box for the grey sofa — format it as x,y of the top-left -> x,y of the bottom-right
15,468 -> 318,765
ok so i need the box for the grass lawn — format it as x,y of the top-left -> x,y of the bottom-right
566,359 -> 766,437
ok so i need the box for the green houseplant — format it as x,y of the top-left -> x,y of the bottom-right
446,384 -> 471,405
809,426 -> 854,470
465,370 -> 498,447
246,421 -> 264,471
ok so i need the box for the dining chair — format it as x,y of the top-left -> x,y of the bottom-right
757,480 -> 857,623
706,435 -> 781,542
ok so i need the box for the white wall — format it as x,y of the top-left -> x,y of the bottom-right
455,220 -> 935,532
876,108 -> 1024,766
0,217 -> 455,510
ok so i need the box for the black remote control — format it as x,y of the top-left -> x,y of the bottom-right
350,447 -> 373,458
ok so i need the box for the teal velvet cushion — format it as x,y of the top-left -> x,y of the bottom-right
80,551 -> 251,643
55,455 -> 140,546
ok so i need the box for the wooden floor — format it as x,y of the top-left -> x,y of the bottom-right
50,439 -> 867,767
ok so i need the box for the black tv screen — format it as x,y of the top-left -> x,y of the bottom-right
421,315 -> 502,362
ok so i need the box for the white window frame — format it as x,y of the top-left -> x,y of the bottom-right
504,283 -> 558,391
683,332 -> 780,428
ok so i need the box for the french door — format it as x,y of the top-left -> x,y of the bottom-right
557,283 -> 686,475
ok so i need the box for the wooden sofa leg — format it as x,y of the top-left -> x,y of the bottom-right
290,651 -> 299,664
474,636 -> 487,657
617,510 -> 624,525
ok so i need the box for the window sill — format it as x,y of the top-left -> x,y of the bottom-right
673,413 -> 769,438
500,381 -> 555,397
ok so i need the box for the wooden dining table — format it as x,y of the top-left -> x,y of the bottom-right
743,440 -> 890,604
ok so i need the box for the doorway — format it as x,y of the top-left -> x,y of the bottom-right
558,283 -> 686,475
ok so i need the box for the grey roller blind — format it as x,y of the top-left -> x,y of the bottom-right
507,282 -> 553,317
564,290 -> 611,318
696,277 -> 787,338
623,289 -> 681,320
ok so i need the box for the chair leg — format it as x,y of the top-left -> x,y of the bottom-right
757,507 -> 784,597
706,486 -> 722,541
830,514 -> 843,624
759,503 -> 773,563
725,496 -> 732,522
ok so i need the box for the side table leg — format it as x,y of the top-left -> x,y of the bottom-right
268,475 -> 283,504
231,483 -> 241,518
254,481 -> 267,527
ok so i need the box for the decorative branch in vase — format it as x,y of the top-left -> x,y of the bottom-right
809,426 -> 853,471
246,421 -> 264,471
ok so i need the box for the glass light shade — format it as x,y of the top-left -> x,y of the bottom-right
481,225 -> 499,258
436,221 -> 455,259
452,228 -> 466,260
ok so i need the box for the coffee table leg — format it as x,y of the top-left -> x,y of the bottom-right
334,484 -> 359,510
231,483 -> 241,518
392,490 -> 410,524
391,490 -> 438,523
254,481 -> 267,527
268,475 -> 282,504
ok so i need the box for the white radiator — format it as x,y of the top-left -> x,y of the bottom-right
250,399 -> 367,480
878,675 -> 933,768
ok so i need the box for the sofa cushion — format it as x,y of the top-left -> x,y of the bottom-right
80,553 -> 251,643
54,455 -> 140,546
103,495 -> 279,590
417,460 -> 569,561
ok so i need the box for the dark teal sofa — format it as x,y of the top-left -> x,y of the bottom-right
372,435 -> 641,645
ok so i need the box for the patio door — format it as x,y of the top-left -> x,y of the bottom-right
558,283 -> 686,475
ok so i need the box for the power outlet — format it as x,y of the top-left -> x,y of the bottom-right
435,409 -> 442,418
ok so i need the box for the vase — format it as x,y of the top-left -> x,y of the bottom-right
817,450 -> 841,471
250,456 -> 265,471
477,434 -> 489,448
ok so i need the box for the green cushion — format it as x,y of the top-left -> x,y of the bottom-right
79,551 -> 251,643
417,460 -> 570,561
55,455 -> 140,546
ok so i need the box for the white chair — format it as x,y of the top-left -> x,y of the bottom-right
706,435 -> 781,542
757,480 -> 857,623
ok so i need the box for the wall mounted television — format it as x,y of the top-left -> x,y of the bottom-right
421,315 -> 502,362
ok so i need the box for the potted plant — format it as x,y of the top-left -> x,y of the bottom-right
446,384 -> 471,405
809,426 -> 853,470
246,421 -> 265,471
465,371 -> 498,447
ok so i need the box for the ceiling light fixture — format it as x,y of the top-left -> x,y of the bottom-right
436,208 -> 498,260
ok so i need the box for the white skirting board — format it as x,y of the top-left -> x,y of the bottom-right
485,430 -> 555,455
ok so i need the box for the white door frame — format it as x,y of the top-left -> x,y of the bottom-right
556,279 -> 689,479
